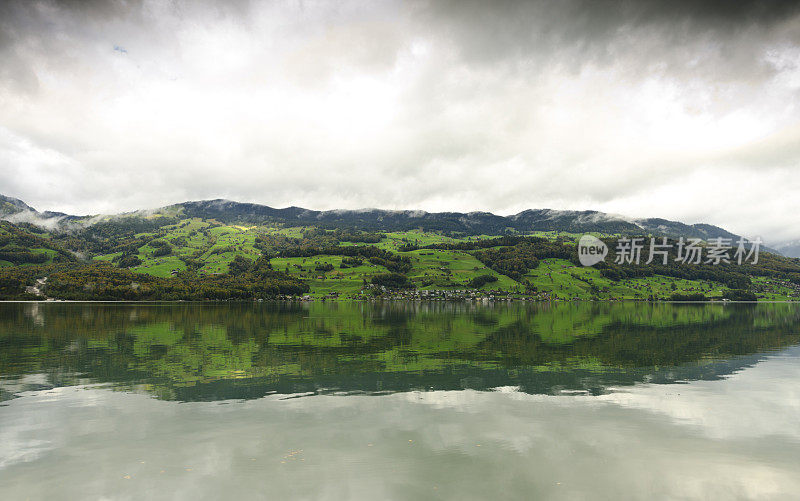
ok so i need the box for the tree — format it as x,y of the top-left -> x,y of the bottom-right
371,273 -> 413,289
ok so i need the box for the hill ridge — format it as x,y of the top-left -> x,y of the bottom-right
0,193 -> 776,253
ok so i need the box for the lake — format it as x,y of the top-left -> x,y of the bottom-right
1,301 -> 800,500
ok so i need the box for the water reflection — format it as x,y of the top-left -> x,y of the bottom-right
2,302 -> 799,401
2,302 -> 800,500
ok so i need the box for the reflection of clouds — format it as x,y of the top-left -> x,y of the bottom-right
599,347 -> 800,441
0,384 -> 74,469
1,358 -> 800,500
0,420 -> 51,469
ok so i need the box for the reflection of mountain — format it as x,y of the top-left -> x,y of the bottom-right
1,302 -> 799,401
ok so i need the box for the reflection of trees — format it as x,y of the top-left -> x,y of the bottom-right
473,304 -> 800,368
0,302 -> 798,401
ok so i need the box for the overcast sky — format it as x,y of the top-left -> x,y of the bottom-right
1,0 -> 799,244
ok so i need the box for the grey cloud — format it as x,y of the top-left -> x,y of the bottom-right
412,0 -> 800,81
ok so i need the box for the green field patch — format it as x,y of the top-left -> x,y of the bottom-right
261,226 -> 308,238
405,249 -> 520,291
524,259 -> 605,299
615,276 -> 727,301
271,255 -> 390,297
93,252 -> 122,262
27,248 -> 57,263
524,258 -> 733,301
132,256 -> 187,277
198,225 -> 260,274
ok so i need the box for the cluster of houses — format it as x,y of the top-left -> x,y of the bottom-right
267,287 -> 553,302
752,278 -> 800,300
253,278 -> 800,303
350,287 -> 553,302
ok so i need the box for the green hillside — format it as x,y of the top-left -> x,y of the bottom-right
1,211 -> 799,301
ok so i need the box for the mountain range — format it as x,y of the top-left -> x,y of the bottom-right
2,193 -> 786,254
2,192 -> 800,302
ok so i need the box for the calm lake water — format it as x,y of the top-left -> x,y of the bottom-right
1,301 -> 800,500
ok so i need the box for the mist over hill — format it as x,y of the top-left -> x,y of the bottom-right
1,194 -> 777,252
